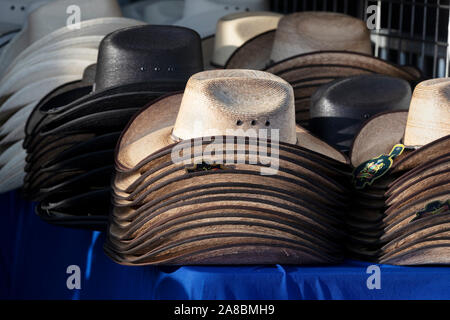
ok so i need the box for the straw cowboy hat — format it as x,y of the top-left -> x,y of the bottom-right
207,11 -> 282,68
172,0 -> 270,38
23,25 -> 204,229
103,69 -> 352,265
309,74 -> 412,152
224,12 -> 420,126
225,11 -> 372,70
345,78 -> 450,265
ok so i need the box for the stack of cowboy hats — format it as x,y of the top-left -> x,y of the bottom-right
0,0 -> 144,193
104,69 -> 353,265
309,74 -> 412,152
346,78 -> 450,265
224,11 -> 421,128
22,25 -> 204,229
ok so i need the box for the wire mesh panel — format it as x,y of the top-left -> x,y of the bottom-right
270,0 -> 450,78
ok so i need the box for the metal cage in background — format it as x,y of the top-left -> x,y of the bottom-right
270,0 -> 450,78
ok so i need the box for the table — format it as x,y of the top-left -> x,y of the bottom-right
1,191 -> 449,300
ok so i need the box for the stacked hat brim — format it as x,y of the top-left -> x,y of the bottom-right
104,81 -> 352,265
22,25 -> 204,229
346,109 -> 450,265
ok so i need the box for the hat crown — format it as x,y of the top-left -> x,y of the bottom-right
94,25 -> 203,91
404,78 -> 450,147
28,0 -> 122,43
172,69 -> 296,144
270,11 -> 372,62
212,11 -> 282,66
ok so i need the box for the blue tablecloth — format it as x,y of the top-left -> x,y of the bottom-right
1,191 -> 450,300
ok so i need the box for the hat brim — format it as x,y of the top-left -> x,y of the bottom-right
386,170 -> 450,207
36,204 -> 107,230
381,191 -> 450,242
26,81 -> 186,144
104,234 -> 341,266
107,209 -> 343,256
26,165 -> 113,201
201,35 -> 216,70
115,92 -> 348,177
25,81 -> 93,140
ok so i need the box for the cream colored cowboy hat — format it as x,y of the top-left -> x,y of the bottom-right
226,11 -> 372,69
116,69 -> 348,175
173,0 -> 270,38
350,78 -> 450,168
208,11 -> 282,68
122,0 -> 184,24
0,0 -> 123,75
